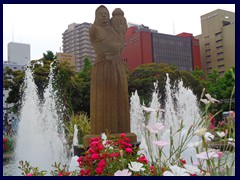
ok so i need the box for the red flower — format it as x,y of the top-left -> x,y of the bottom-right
180,159 -> 186,164
3,138 -> 7,143
95,167 -> 103,175
190,174 -> 196,176
150,166 -> 156,175
125,148 -> 133,154
98,159 -> 106,169
97,144 -> 104,150
80,169 -> 90,176
91,153 -> 99,160
58,172 -> 63,176
137,155 -> 148,164
120,133 -> 126,138
124,138 -> 130,142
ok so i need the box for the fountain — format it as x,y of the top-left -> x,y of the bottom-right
4,65 -> 70,176
130,73 -> 201,163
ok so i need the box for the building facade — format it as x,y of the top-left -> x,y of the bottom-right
121,25 -> 200,71
152,33 -> 193,71
197,9 -> 235,76
56,52 -> 75,67
8,42 -> 30,65
62,22 -> 96,71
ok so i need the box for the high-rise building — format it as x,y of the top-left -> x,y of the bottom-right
8,42 -> 30,65
62,22 -> 96,71
121,25 -> 200,71
196,9 -> 235,76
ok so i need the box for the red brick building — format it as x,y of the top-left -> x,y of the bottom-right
121,26 -> 153,70
176,33 -> 201,70
121,26 -> 201,71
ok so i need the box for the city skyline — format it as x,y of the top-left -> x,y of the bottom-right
3,4 -> 235,61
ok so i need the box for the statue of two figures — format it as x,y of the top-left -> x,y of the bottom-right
82,5 -> 137,146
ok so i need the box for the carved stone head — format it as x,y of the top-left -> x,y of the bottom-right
94,5 -> 110,27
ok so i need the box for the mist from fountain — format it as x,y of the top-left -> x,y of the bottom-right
13,65 -> 69,175
130,73 -> 202,164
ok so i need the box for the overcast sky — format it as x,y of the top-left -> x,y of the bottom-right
3,4 -> 235,61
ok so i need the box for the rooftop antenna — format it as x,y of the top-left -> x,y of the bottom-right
173,21 -> 175,35
12,24 -> 14,42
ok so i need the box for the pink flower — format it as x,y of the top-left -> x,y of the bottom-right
153,140 -> 169,148
114,169 -> 132,176
26,173 -> 33,176
125,148 -> 133,154
58,172 -> 63,176
196,151 -> 219,159
146,122 -> 164,133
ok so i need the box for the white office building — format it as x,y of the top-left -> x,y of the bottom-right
8,42 -> 30,65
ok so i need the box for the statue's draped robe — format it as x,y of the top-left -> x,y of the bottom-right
89,24 -> 130,134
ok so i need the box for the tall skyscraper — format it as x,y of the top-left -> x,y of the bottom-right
8,42 -> 30,65
62,22 -> 96,71
196,9 -> 235,75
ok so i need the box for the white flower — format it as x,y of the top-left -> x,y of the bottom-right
228,138 -> 234,142
153,140 -> 169,148
216,131 -> 226,138
114,169 -> 132,176
205,93 -> 220,103
195,128 -> 207,136
187,141 -> 202,148
228,142 -> 235,147
184,164 -> 201,175
204,132 -> 214,141
101,133 -> 108,147
163,165 -> 190,176
101,133 -> 107,141
142,106 -> 156,113
146,122 -> 164,133
200,99 -> 210,104
128,162 -> 145,172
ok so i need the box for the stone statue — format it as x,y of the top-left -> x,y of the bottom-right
89,5 -> 130,135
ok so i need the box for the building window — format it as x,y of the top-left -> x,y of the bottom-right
218,64 -> 225,68
222,21 -> 230,26
205,43 -> 210,46
217,58 -> 224,62
216,45 -> 223,50
205,49 -> 211,52
206,55 -> 211,58
206,61 -> 211,64
216,39 -> 222,43
204,36 -> 209,39
217,52 -> 224,56
219,71 -> 225,74
215,32 -> 222,36
207,67 -> 212,70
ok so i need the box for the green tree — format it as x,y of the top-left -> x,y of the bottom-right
128,63 -> 203,106
74,58 -> 93,115
43,50 -> 56,61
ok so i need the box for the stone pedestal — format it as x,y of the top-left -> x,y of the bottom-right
82,132 -> 137,147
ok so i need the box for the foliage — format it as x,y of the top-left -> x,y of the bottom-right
204,67 -> 235,115
43,50 -> 56,61
65,113 -> 91,145
18,160 -> 47,176
128,63 -> 203,105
